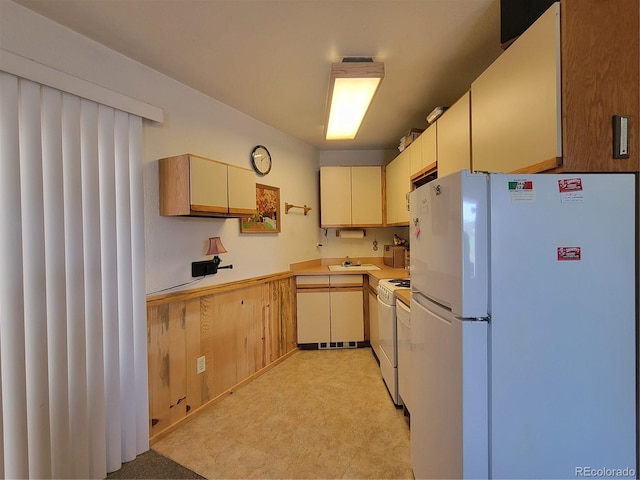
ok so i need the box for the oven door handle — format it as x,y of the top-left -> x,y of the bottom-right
377,294 -> 394,309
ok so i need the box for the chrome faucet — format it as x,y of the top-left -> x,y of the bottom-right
341,256 -> 362,267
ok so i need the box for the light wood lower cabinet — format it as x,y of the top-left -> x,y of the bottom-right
330,290 -> 365,342
296,290 -> 330,343
146,274 -> 296,441
296,275 -> 364,344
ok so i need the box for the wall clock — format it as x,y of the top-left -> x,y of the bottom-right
250,145 -> 272,176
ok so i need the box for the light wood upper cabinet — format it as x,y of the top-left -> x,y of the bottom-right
437,91 -> 471,178
409,133 -> 423,177
320,166 -> 383,227
190,156 -> 228,214
412,125 -> 437,178
418,122 -> 438,173
385,149 -> 411,226
407,95 -> 468,182
471,4 -> 561,173
320,167 -> 351,225
471,1 -> 639,174
351,166 -> 383,225
227,165 -> 257,215
159,153 -> 256,217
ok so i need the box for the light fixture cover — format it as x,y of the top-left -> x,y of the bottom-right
325,61 -> 384,140
206,236 -> 228,255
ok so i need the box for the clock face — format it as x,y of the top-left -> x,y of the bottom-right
251,145 -> 272,176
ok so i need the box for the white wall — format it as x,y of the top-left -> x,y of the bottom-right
1,1 -> 322,294
0,1 -> 407,294
316,227 -> 409,261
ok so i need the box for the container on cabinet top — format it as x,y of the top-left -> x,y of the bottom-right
383,245 -> 406,268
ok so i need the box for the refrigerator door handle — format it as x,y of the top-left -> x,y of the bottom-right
413,291 -> 490,322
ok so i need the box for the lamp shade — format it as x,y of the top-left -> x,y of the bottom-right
206,236 -> 227,255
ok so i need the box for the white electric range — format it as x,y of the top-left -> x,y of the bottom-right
377,278 -> 410,406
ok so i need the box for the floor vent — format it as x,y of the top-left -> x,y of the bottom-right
318,341 -> 357,349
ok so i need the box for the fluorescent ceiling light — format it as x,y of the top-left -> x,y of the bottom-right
325,60 -> 384,140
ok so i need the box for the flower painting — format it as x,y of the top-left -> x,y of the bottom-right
240,184 -> 281,233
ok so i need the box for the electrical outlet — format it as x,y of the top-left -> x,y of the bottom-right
196,356 -> 206,374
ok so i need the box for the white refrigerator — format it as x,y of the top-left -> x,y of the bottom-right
409,170 -> 637,479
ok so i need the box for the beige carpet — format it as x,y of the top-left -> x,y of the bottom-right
153,347 -> 413,479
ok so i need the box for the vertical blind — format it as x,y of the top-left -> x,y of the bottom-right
0,71 -> 149,478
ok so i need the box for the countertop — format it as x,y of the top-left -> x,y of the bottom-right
395,289 -> 411,307
290,257 -> 408,282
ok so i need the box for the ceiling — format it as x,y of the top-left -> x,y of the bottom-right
12,0 -> 504,151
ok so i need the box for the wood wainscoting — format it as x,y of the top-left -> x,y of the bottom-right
146,272 -> 297,443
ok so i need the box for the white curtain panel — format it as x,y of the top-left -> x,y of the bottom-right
0,71 -> 149,479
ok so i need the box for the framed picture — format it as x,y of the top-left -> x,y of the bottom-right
240,183 -> 281,234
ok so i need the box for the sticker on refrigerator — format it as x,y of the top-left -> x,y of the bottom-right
557,247 -> 581,261
508,179 -> 535,201
558,178 -> 584,203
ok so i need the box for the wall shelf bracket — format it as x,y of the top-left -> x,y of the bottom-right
285,202 -> 312,215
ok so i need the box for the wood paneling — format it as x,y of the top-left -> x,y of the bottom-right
147,274 -> 297,442
184,299 -> 202,413
168,302 -> 187,424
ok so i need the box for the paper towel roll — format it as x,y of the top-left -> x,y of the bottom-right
337,229 -> 365,239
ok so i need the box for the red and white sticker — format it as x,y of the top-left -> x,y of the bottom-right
558,178 -> 583,192
558,178 -> 584,203
557,246 -> 581,261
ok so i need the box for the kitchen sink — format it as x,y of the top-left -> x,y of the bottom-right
328,264 -> 381,271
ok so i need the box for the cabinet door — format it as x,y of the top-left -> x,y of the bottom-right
422,125 -> 437,173
395,150 -> 411,224
437,92 -> 471,178
386,149 -> 410,225
228,165 -> 256,216
385,158 -> 398,225
351,166 -> 382,226
296,291 -> 331,344
330,290 -> 364,342
471,3 -> 561,173
190,156 -> 228,214
409,134 -> 423,177
320,166 -> 352,226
